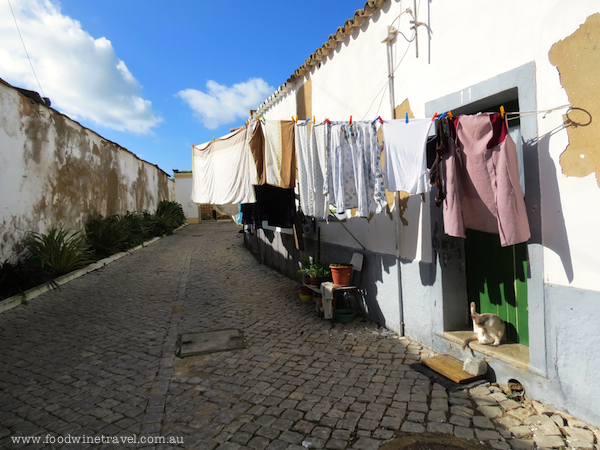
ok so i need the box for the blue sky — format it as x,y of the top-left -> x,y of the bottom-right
0,0 -> 361,175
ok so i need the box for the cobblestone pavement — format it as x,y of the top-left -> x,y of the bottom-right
0,222 -> 598,450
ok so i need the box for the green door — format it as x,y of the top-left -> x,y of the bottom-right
465,229 -> 529,346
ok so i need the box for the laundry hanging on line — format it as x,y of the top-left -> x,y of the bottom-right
382,118 -> 433,195
262,120 -> 296,188
325,121 -> 387,218
191,126 -> 258,209
295,121 -> 329,220
435,112 -> 530,247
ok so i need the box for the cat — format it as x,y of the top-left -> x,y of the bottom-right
462,302 -> 505,350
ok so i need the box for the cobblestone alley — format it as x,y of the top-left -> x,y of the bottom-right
0,222 -> 598,450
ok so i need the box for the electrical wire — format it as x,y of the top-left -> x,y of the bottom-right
7,0 -> 46,98
360,29 -> 416,121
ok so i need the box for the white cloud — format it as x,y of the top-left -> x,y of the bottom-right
0,0 -> 161,134
178,79 -> 273,129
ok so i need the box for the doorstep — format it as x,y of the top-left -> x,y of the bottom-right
443,331 -> 530,371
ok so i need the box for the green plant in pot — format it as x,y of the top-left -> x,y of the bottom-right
300,263 -> 331,286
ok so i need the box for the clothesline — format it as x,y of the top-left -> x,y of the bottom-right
251,104 -> 571,128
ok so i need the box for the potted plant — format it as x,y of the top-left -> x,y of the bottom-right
301,263 -> 331,286
329,263 -> 353,286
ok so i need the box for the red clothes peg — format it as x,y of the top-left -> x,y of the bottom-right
349,115 -> 353,125
431,112 -> 438,121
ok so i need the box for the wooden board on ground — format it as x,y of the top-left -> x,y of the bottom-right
421,354 -> 487,384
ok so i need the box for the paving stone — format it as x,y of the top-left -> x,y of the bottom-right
509,426 -> 533,439
475,428 -> 502,440
524,415 -> 561,435
533,434 -> 566,448
351,437 -> 380,450
428,410 -> 447,423
564,426 -> 595,443
454,426 -> 474,440
449,414 -> 470,427
478,405 -> 504,419
489,440 -> 511,450
301,437 -> 326,448
325,440 -> 347,450
509,439 -> 534,450
401,421 -> 426,433
427,422 -> 453,434
473,416 -> 495,429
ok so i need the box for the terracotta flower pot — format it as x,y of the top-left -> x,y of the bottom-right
330,265 -> 352,286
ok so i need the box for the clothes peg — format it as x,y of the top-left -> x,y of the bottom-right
349,115 -> 353,125
324,118 -> 330,124
379,116 -> 383,124
295,115 -> 298,123
313,116 -> 315,123
305,118 -> 310,123
291,116 -> 295,123
372,117 -> 378,124
405,113 -> 409,124
439,112 -> 447,120
431,112 -> 438,121
500,105 -> 505,118
448,111 -> 453,119
262,115 -> 265,121
245,121 -> 248,126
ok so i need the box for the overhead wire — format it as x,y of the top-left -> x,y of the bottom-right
7,0 -> 46,98
361,2 -> 417,121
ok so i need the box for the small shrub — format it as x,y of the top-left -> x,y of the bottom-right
25,227 -> 91,276
0,258 -> 56,300
85,213 -> 130,259
153,201 -> 185,235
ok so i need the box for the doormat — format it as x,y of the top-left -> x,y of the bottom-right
410,362 -> 489,392
176,329 -> 247,357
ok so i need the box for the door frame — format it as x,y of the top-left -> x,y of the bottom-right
425,62 -> 548,375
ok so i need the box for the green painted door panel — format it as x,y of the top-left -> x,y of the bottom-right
465,229 -> 529,346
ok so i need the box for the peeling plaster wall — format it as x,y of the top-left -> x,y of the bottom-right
0,80 -> 174,261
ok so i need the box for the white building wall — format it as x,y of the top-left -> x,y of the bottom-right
174,173 -> 200,223
253,0 -> 600,426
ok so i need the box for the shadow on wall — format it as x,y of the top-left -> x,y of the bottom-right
319,242 -> 389,328
531,128 -> 576,282
244,229 -> 390,328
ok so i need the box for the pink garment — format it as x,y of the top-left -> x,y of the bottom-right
443,113 -> 530,247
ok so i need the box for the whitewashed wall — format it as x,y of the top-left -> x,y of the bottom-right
173,173 -> 200,223
0,80 -> 174,262
252,0 -> 600,427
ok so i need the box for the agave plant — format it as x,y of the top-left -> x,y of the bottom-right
85,212 -> 130,259
25,227 -> 91,276
153,201 -> 186,236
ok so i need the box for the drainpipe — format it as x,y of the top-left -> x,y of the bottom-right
382,26 -> 405,337
382,26 -> 397,119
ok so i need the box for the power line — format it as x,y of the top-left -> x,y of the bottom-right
7,0 -> 46,98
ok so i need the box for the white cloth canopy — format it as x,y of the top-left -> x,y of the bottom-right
191,127 -> 257,207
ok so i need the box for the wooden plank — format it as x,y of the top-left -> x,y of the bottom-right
422,355 -> 486,384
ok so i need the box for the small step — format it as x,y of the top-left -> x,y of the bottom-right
421,354 -> 487,384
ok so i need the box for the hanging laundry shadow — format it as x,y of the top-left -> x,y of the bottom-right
536,133 -> 574,282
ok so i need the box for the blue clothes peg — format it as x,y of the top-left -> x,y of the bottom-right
405,113 -> 409,124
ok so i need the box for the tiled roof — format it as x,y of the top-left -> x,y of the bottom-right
254,0 -> 387,116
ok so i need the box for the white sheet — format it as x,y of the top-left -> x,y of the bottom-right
191,127 -> 257,206
382,119 -> 432,195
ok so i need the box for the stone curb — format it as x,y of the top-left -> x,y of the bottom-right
0,224 -> 187,315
